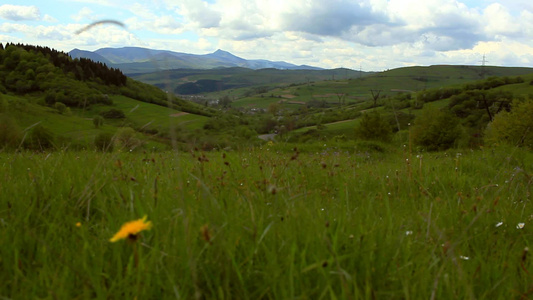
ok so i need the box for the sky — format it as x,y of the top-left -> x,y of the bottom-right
0,0 -> 532,70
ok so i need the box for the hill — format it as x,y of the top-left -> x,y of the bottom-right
69,47 -> 324,74
130,67 -> 370,95
221,65 -> 533,110
0,43 -> 216,151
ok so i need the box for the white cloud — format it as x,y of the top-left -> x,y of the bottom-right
0,4 -> 40,21
178,0 -> 221,28
71,7 -> 96,22
43,14 -> 58,23
484,3 -> 521,37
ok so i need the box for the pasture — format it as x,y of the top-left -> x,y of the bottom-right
1,144 -> 531,299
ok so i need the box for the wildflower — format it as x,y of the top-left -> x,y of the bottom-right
459,255 -> 470,260
110,216 -> 152,242
405,231 -> 413,236
495,222 -> 503,227
76,222 -> 82,227
517,223 -> 525,229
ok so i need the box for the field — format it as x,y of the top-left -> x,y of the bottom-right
221,65 -> 533,110
1,144 -> 532,299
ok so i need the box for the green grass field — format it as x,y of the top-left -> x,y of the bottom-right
1,144 -> 532,299
226,66 -> 533,110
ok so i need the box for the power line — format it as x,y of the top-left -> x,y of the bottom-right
480,54 -> 488,78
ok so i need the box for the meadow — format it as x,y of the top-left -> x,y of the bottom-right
1,144 -> 532,299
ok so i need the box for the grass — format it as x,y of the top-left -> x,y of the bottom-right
225,66 -> 533,111
1,144 -> 532,299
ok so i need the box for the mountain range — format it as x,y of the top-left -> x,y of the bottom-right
69,47 -> 323,74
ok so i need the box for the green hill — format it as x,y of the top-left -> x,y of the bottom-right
130,67 -> 369,95
225,65 -> 533,110
0,43 -> 214,151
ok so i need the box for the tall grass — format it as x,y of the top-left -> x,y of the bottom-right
0,145 -> 532,299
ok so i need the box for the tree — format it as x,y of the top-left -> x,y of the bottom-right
484,99 -> 533,149
410,108 -> 463,151
355,111 -> 392,142
267,102 -> 281,115
219,95 -> 232,108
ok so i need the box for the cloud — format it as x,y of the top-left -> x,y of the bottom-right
484,3 -> 522,38
0,4 -> 40,21
176,0 -> 492,52
179,0 -> 221,28
43,14 -> 58,23
279,0 -> 387,36
71,7 -> 95,22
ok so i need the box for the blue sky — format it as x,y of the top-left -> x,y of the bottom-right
1,0 -> 532,70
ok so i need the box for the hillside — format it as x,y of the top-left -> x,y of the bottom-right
209,65 -> 533,112
0,43 -> 215,151
130,67 -> 370,95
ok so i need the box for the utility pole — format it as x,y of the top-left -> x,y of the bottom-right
480,54 -> 488,79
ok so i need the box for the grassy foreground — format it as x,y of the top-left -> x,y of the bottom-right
0,145 -> 532,299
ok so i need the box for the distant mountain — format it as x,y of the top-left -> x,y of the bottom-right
69,48 -> 112,65
68,47 -> 324,74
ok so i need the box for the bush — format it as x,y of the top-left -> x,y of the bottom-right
0,114 -> 22,149
410,108 -> 463,151
115,127 -> 141,149
24,124 -> 54,151
355,111 -> 392,142
0,98 -> 8,113
54,102 -> 67,114
94,132 -> 114,152
100,108 -> 125,119
484,99 -> 533,149
93,115 -> 104,128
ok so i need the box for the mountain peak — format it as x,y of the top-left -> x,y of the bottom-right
212,49 -> 237,57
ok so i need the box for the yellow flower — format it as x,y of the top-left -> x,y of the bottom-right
110,216 -> 152,242
76,222 -> 82,227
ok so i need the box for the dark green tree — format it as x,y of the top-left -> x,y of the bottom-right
355,111 -> 392,142
410,108 -> 463,151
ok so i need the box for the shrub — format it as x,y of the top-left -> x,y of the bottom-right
0,114 -> 22,149
24,124 -> 54,151
100,108 -> 125,119
93,115 -> 104,128
94,132 -> 114,152
54,102 -> 67,114
0,97 -> 8,113
355,111 -> 392,142
115,127 -> 141,149
484,99 -> 533,149
410,108 -> 463,151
